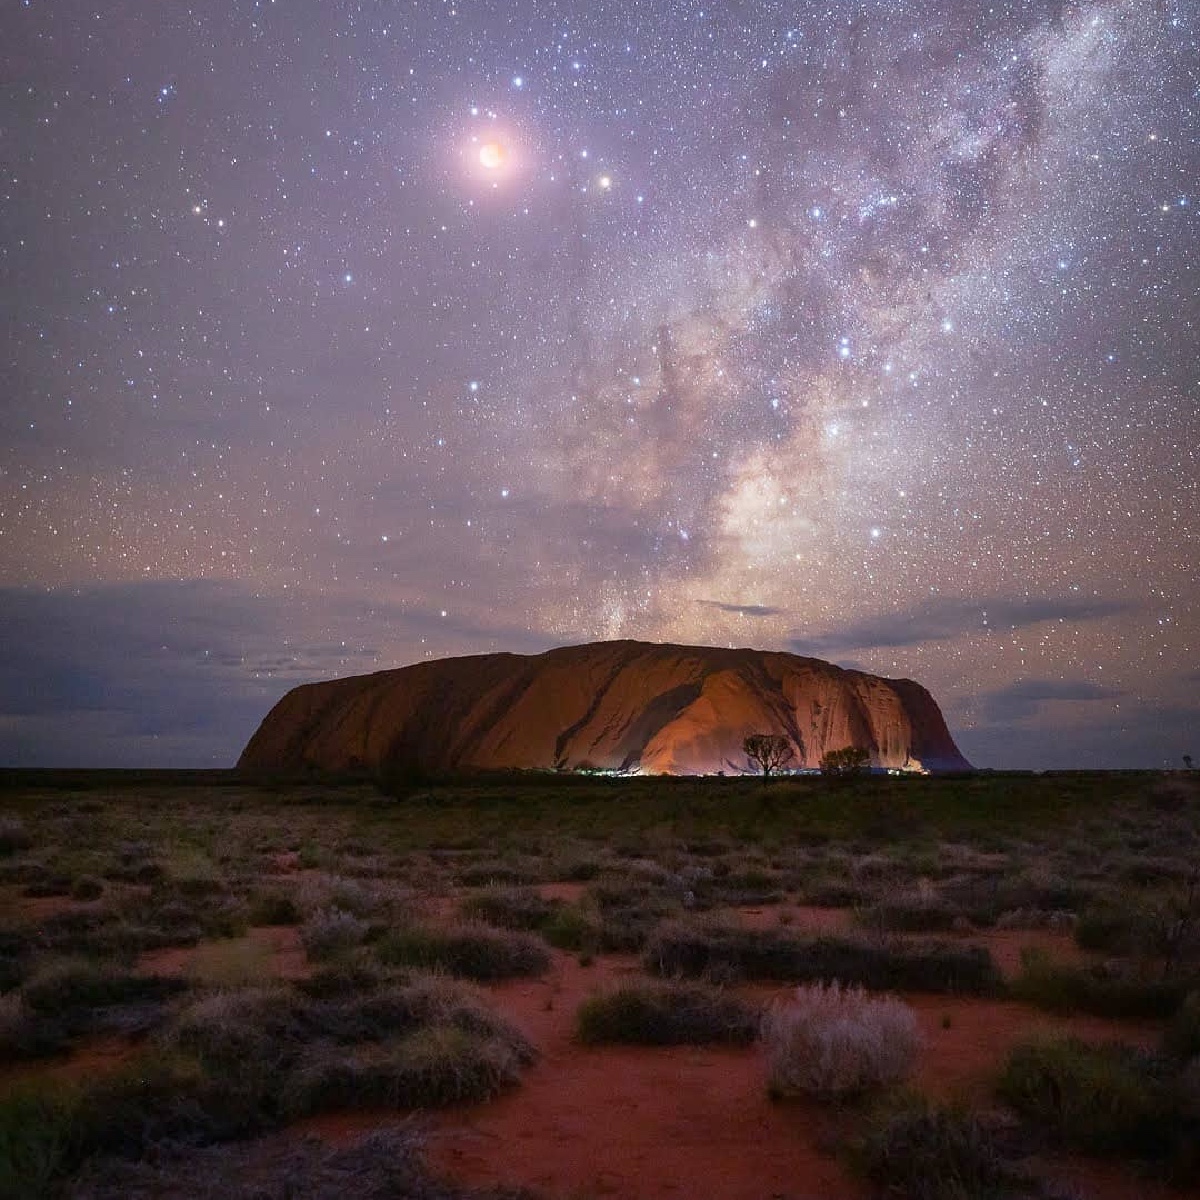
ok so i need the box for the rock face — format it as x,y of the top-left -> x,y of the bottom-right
238,640 -> 970,775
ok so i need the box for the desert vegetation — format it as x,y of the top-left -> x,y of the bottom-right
0,767 -> 1197,1198
762,981 -> 921,1098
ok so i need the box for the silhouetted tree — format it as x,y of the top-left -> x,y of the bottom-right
743,733 -> 794,778
1185,754 -> 1194,770
820,746 -> 871,777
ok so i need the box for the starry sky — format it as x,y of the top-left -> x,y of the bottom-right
1,0 -> 1196,770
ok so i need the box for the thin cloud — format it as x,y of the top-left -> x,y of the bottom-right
977,678 -> 1126,723
789,595 -> 1136,655
697,600 -> 784,617
0,582 -> 560,767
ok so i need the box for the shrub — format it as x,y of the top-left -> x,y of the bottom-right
1011,948 -> 1196,1019
0,990 -> 69,1061
69,1127 -> 535,1200
94,1053 -> 266,1148
576,981 -> 758,1046
0,817 -> 32,856
455,861 -> 537,887
0,1082 -> 82,1200
131,884 -> 249,944
858,894 -> 962,934
286,1024 -> 528,1116
762,981 -> 920,1099
1075,900 -> 1139,953
166,986 -> 311,1085
161,974 -> 535,1129
1163,991 -> 1200,1062
300,906 -> 369,961
856,1097 -> 1033,1200
645,921 -> 1001,994
996,1036 -> 1171,1156
820,746 -> 871,777
541,903 -> 601,953
294,875 -> 384,919
459,886 -> 560,931
296,960 -> 393,1000
374,922 -> 550,980
246,888 -> 302,926
69,876 -> 105,902
577,874 -> 685,951
21,958 -> 185,1023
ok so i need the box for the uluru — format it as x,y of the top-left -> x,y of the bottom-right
238,640 -> 970,775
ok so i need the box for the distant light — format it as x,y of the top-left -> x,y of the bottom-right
479,141 -> 507,170
512,75 -> 524,88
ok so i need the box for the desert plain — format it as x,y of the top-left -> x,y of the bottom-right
2,768 -> 1198,1199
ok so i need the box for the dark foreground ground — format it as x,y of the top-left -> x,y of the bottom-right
2,769 -> 1198,1199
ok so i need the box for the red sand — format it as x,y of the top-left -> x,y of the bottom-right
7,898 -> 1199,1200
423,953 -> 866,1200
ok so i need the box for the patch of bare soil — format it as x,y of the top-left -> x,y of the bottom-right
300,951 -> 865,1200
734,903 -> 856,934
137,925 -> 308,981
536,881 -> 589,904
1,1034 -> 136,1090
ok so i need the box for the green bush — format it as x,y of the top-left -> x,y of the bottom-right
856,1097 -> 1033,1200
69,1127 -> 537,1200
246,888 -> 302,926
584,877 -> 682,951
1011,949 -> 1196,1019
157,973 -> 537,1140
374,922 -> 550,980
820,746 -> 871,777
0,1083 -> 81,1200
541,903 -> 601,952
1074,900 -> 1139,953
858,895 -> 962,934
286,1025 -> 528,1115
996,1036 -> 1171,1157
21,959 -> 183,1019
459,886 -> 560,931
576,981 -> 758,1046
76,1053 -> 270,1156
10,959 -> 186,1055
645,921 -> 1002,995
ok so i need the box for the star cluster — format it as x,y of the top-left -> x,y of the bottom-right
1,0 -> 1196,767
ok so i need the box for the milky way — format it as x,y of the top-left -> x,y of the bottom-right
1,0 -> 1196,768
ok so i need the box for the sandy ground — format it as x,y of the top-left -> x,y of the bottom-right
6,890 -> 1197,1200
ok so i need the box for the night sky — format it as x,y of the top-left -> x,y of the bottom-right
2,0 -> 1196,770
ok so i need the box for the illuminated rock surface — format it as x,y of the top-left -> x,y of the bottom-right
238,640 -> 970,775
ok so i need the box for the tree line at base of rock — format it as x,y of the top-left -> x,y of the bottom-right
741,735 -> 871,778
